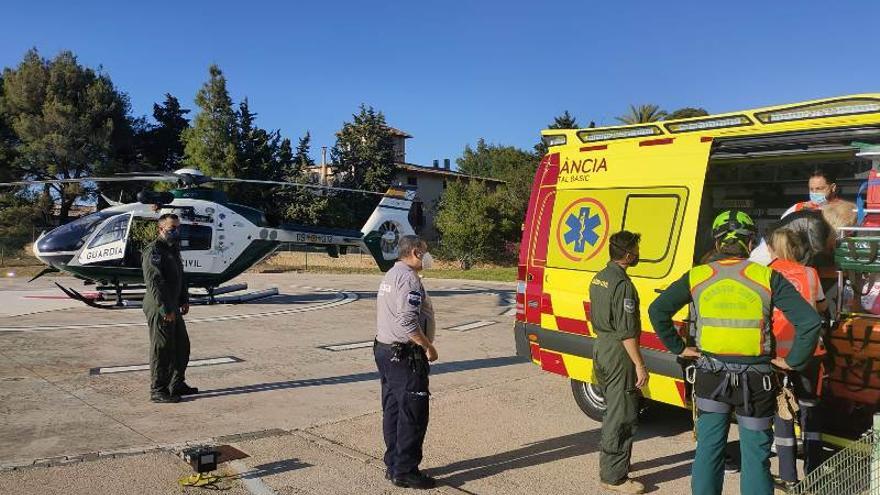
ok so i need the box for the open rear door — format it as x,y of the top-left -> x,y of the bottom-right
74,213 -> 133,265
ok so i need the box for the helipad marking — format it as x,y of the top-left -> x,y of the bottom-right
321,341 -> 374,352
91,356 -> 243,375
0,288 -> 358,333
447,320 -> 497,332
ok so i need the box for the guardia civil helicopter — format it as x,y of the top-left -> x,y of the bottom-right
0,168 -> 416,308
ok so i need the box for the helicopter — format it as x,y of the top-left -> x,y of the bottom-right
0,168 -> 416,308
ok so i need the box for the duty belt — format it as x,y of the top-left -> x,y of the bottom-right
686,355 -> 774,418
375,340 -> 427,374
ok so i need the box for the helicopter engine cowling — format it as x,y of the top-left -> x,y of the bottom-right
137,190 -> 175,205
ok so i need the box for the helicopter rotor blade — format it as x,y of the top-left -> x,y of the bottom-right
0,176 -> 175,187
208,178 -> 387,196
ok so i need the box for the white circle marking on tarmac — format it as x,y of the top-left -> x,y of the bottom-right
0,288 -> 358,333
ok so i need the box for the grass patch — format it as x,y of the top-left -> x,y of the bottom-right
422,266 -> 516,282
253,264 -> 517,282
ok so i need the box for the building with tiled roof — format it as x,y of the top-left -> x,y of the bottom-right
311,127 -> 504,240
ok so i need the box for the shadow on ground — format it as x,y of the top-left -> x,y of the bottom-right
427,403 -> 695,493
194,356 -> 528,400
227,458 -> 312,480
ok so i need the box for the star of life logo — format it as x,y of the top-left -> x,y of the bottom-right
556,198 -> 609,262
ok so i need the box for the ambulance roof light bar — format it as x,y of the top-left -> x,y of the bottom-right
665,115 -> 752,133
755,98 -> 880,124
577,125 -> 662,143
542,134 -> 567,147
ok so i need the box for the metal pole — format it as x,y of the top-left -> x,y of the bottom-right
872,413 -> 880,494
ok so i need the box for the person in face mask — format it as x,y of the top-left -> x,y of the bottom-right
587,230 -> 647,494
141,213 -> 194,403
374,235 -> 438,489
782,169 -> 840,218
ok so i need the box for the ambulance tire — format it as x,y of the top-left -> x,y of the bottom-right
570,379 -> 650,422
570,379 -> 606,422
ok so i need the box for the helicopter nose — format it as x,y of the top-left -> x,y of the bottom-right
32,232 -> 49,264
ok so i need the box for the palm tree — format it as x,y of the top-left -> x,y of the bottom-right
615,104 -> 668,125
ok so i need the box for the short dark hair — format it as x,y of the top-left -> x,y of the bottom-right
158,213 -> 179,225
609,231 -> 641,261
810,168 -> 837,185
397,234 -> 426,260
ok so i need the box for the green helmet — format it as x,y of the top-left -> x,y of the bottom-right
711,210 -> 756,244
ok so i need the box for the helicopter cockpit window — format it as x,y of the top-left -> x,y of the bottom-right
179,224 -> 212,251
36,211 -> 115,253
88,215 -> 130,249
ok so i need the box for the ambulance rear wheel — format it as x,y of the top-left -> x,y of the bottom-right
571,379 -> 606,422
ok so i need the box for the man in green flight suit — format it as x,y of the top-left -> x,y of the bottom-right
142,213 -> 197,403
648,211 -> 821,495
589,231 -> 647,494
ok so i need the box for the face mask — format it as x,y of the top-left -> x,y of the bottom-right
421,252 -> 434,270
809,192 -> 829,205
164,228 -> 180,242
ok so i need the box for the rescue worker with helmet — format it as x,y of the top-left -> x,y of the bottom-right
648,210 -> 822,495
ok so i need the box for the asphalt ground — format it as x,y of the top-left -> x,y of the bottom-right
0,272 -> 777,494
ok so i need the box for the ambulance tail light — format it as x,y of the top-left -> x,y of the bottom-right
515,264 -> 527,320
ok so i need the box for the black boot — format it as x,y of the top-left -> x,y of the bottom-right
151,392 -> 180,403
392,471 -> 437,489
171,383 -> 199,396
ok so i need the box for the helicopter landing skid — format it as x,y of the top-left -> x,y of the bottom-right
54,282 -> 280,309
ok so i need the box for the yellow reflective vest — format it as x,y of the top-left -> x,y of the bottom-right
690,259 -> 773,357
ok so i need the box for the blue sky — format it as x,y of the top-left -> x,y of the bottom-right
2,1 -> 879,167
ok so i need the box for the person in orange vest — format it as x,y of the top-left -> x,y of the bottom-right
767,229 -> 827,488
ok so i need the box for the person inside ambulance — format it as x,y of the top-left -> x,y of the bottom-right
749,198 -> 855,269
648,210 -> 822,495
767,229 -> 827,488
784,169 -> 841,218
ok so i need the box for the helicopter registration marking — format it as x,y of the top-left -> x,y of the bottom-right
296,233 -> 334,244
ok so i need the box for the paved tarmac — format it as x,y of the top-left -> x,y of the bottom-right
0,272 -> 772,494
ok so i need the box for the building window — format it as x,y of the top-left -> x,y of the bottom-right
407,176 -> 418,186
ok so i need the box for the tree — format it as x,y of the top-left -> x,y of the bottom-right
0,76 -> 17,183
182,64 -> 238,178
615,104 -> 668,124
666,107 -> 710,120
282,132 -> 332,224
140,93 -> 189,171
458,139 -> 538,241
329,105 -> 397,224
435,180 -> 501,269
535,110 -> 580,156
0,49 -> 135,222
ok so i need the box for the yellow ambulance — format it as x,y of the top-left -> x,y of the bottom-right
513,94 -> 880,442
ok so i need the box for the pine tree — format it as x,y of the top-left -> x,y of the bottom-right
550,110 -> 578,129
667,107 -> 710,120
281,132 -> 332,224
0,49 -> 135,222
182,64 -> 238,178
329,105 -> 397,225
535,110 -> 581,156
145,93 -> 190,171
